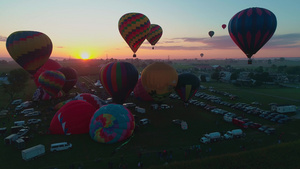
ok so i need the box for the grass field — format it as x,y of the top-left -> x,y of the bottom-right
0,64 -> 300,168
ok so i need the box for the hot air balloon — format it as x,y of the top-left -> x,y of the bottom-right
133,78 -> 153,101
32,87 -> 64,101
50,100 -> 97,135
89,104 -> 135,144
118,12 -> 151,57
228,7 -> 277,64
200,53 -> 204,57
6,31 -> 52,75
147,24 -> 163,49
175,73 -> 200,103
208,31 -> 214,38
58,67 -> 78,93
222,24 -> 226,29
33,59 -> 62,87
38,70 -> 65,96
74,93 -> 103,109
141,62 -> 178,102
100,62 -> 138,104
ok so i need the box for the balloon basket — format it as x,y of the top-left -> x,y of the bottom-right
248,59 -> 252,64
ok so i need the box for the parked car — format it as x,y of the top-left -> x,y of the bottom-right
249,123 -> 262,129
264,128 -> 276,135
11,99 -> 22,105
21,108 -> 34,114
50,142 -> 72,152
139,118 -> 150,125
258,126 -> 269,132
27,119 -> 42,125
172,119 -> 184,125
24,111 -> 41,117
15,105 -> 24,111
16,128 -> 29,137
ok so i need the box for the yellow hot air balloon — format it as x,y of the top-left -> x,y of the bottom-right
141,62 -> 178,102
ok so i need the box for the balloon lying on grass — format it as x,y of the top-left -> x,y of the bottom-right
34,59 -> 62,88
58,66 -> 78,93
38,70 -> 65,96
100,62 -> 138,104
175,73 -> 200,103
89,104 -> 135,144
147,24 -> 163,49
228,7 -> 277,64
50,100 -> 97,135
118,12 -> 151,57
6,31 -> 52,75
141,62 -> 178,102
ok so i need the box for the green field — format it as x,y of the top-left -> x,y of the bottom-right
1,61 -> 300,169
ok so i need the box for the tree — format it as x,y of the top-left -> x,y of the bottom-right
1,68 -> 29,102
211,70 -> 220,80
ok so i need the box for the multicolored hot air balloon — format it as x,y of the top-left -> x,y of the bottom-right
222,24 -> 226,29
38,70 -> 65,96
33,59 -> 62,87
147,24 -> 163,49
208,31 -> 214,38
100,62 -> 138,104
6,31 -> 52,75
228,7 -> 277,64
58,67 -> 78,93
118,12 -> 151,57
89,104 -> 135,144
50,100 -> 97,135
175,73 -> 200,103
133,78 -> 153,101
74,93 -> 103,109
141,62 -> 178,102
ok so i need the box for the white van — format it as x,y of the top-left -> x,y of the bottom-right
139,118 -> 149,125
50,142 -> 72,152
21,108 -> 34,114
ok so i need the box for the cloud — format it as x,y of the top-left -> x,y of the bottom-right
145,33 -> 300,51
0,36 -> 7,41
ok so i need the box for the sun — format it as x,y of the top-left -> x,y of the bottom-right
80,52 -> 90,60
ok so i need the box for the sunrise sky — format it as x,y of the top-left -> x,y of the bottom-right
1,0 -> 300,60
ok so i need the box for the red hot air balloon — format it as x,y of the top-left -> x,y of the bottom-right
6,31 -> 53,75
74,93 -> 103,109
118,13 -> 151,57
222,24 -> 226,29
34,59 -> 62,87
50,100 -> 97,135
228,7 -> 277,64
147,24 -> 163,49
100,62 -> 138,104
38,70 -> 65,96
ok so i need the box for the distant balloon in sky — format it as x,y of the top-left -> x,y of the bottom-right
222,24 -> 226,29
147,24 -> 163,49
6,31 -> 52,75
228,7 -> 277,64
208,31 -> 214,38
118,12 -> 151,57
200,53 -> 204,57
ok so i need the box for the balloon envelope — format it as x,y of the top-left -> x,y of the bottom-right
228,7 -> 277,62
38,70 -> 65,96
34,59 -> 62,87
175,73 -> 200,103
89,104 -> 135,144
133,78 -> 153,101
118,13 -> 151,56
147,24 -> 163,48
58,67 -> 78,93
74,93 -> 103,109
32,87 -> 63,101
6,31 -> 53,75
100,62 -> 138,104
141,62 -> 178,102
222,24 -> 226,29
208,31 -> 214,38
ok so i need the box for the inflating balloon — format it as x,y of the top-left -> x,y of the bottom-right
58,67 -> 78,93
133,78 -> 153,101
100,62 -> 138,104
50,100 -> 96,135
74,93 -> 103,109
208,31 -> 214,38
89,104 -> 135,144
32,87 -> 63,101
34,59 -> 62,87
141,62 -> 178,102
228,7 -> 277,64
147,24 -> 163,49
175,73 -> 200,103
6,31 -> 52,75
38,70 -> 65,96
118,13 -> 151,57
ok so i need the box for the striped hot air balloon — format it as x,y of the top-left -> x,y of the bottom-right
99,62 -> 138,104
118,13 -> 151,57
6,31 -> 52,75
228,7 -> 277,64
175,73 -> 200,103
38,70 -> 65,96
147,24 -> 163,49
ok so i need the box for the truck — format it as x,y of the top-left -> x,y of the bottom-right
22,144 -> 45,161
223,129 -> 244,140
200,132 -> 221,144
